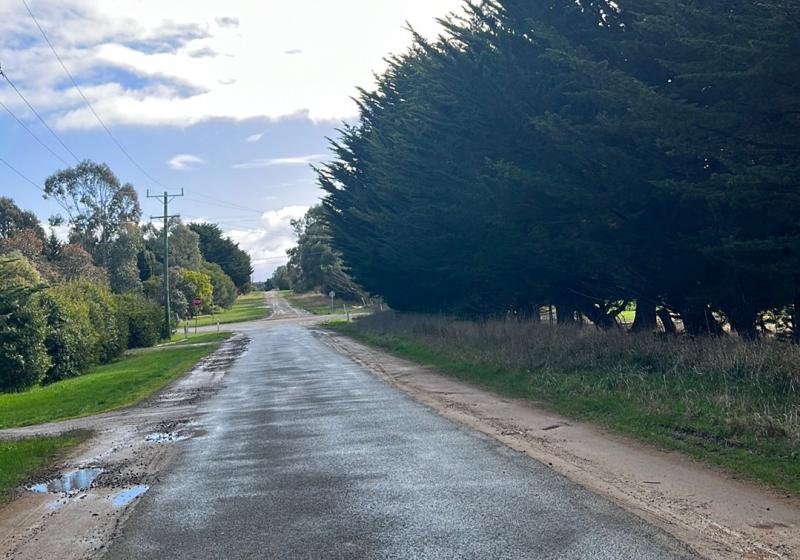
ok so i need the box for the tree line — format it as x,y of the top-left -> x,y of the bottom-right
271,205 -> 366,301
318,0 -> 800,340
0,160 -> 253,391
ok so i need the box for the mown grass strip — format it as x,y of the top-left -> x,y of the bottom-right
165,331 -> 232,346
0,431 -> 90,503
329,320 -> 800,495
184,292 -> 269,328
0,342 -> 223,429
281,290 -> 368,316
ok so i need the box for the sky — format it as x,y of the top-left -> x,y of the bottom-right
0,0 -> 463,279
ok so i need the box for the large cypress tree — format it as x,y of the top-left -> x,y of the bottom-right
319,0 -> 800,337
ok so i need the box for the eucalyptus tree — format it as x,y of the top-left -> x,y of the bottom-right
44,160 -> 142,291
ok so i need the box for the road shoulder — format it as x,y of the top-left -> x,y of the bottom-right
316,328 -> 799,560
0,335 -> 249,560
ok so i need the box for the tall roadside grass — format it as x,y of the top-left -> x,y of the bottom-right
331,313 -> 800,493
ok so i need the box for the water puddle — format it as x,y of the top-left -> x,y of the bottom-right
113,485 -> 149,507
145,432 -> 188,443
29,468 -> 103,494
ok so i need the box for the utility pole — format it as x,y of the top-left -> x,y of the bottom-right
147,189 -> 184,338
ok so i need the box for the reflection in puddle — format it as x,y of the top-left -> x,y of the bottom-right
29,468 -> 103,494
113,485 -> 150,507
145,432 -> 188,443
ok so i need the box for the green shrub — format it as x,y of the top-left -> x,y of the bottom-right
114,293 -> 162,348
204,262 -> 237,309
0,255 -> 51,391
178,269 -> 213,315
42,289 -> 93,383
48,280 -> 126,380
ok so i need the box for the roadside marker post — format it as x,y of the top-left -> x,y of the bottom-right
329,291 -> 336,314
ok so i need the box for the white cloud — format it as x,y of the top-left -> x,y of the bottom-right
232,154 -> 326,170
223,205 -> 309,278
0,0 -> 463,129
245,132 -> 264,143
167,153 -> 205,170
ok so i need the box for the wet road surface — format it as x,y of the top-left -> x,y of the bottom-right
104,323 -> 696,559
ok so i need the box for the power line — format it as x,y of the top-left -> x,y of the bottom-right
184,194 -> 267,216
0,155 -> 72,215
0,65 -> 80,163
0,155 -> 45,194
186,192 -> 267,215
22,0 -> 167,189
0,98 -> 71,166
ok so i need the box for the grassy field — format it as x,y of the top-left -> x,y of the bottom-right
182,292 -> 269,328
330,313 -> 800,494
280,290 -> 369,316
0,342 -> 223,429
165,331 -> 232,345
0,431 -> 90,503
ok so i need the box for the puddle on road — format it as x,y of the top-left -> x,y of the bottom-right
145,432 -> 187,443
113,485 -> 150,507
29,468 -> 103,494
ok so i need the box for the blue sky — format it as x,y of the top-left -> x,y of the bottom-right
0,0 -> 461,278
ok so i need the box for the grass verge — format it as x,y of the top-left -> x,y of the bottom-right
165,331 -> 232,346
0,431 -> 90,503
0,341 -> 224,429
183,292 -> 269,328
281,290 -> 369,316
329,314 -> 800,495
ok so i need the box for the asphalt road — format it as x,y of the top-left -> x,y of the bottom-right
104,322 -> 697,559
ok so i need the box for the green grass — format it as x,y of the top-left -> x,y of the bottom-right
618,309 -> 636,324
182,292 -> 269,327
165,331 -> 232,345
281,290 -> 368,316
0,343 -> 221,429
0,431 -> 90,503
329,315 -> 800,495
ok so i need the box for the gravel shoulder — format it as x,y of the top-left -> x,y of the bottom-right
316,328 -> 800,560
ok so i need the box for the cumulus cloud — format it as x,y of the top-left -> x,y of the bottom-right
1,0 -> 462,129
167,153 -> 205,170
232,153 -> 326,170
224,205 -> 309,278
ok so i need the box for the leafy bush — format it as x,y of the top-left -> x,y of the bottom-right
0,255 -> 50,391
178,269 -> 213,315
47,280 -> 122,369
42,288 -> 93,383
114,293 -> 162,348
144,271 -> 187,324
204,262 -> 237,309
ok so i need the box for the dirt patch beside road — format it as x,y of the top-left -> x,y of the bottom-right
317,328 -> 800,560
0,335 -> 249,560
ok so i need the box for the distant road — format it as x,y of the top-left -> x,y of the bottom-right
265,290 -> 311,318
104,315 -> 695,558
